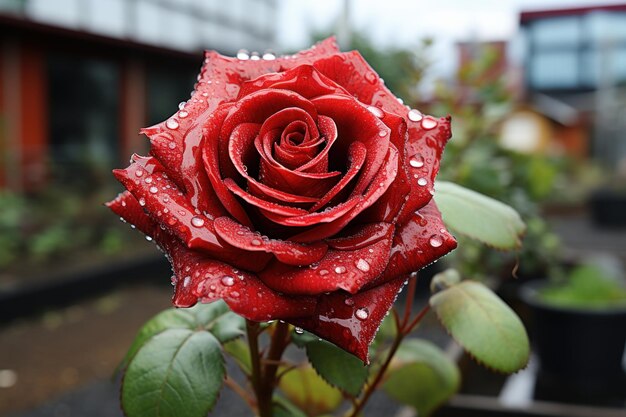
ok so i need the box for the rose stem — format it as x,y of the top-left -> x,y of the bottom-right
246,320 -> 291,417
405,304 -> 431,334
346,274 -> 431,417
262,321 -> 291,390
347,333 -> 403,417
245,320 -> 268,417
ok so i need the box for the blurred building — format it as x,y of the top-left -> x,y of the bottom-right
0,0 -> 277,191
518,3 -> 626,169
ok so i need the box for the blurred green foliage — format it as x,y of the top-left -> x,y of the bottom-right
424,46 -> 567,280
539,264 -> 626,309
0,186 -> 131,270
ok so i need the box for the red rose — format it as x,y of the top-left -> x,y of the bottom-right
107,38 -> 456,361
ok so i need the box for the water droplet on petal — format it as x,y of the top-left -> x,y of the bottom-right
409,155 -> 424,168
251,238 -> 262,246
191,216 -> 205,228
356,259 -> 370,272
178,110 -> 188,118
221,276 -> 235,286
149,186 -> 158,194
262,51 -> 276,60
134,169 -> 144,177
367,106 -> 384,118
429,234 -> 443,248
144,176 -> 153,184
319,269 -> 329,276
166,118 -> 179,130
168,142 -> 176,150
355,307 -> 369,320
178,101 -> 186,110
344,298 -> 355,306
334,266 -> 347,274
145,235 -> 153,242
421,116 -> 438,130
237,49 -> 250,60
183,276 -> 191,287
138,198 -> 146,206
294,327 -> 304,334
230,291 -> 240,298
408,109 -> 423,122
417,178 -> 428,186
378,130 -> 387,137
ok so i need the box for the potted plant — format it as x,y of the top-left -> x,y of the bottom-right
521,262 -> 626,388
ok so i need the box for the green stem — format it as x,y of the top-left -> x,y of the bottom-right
346,275 -> 430,417
246,320 -> 272,417
246,320 -> 291,417
347,335 -> 402,417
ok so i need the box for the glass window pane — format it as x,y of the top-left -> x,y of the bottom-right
146,65 -> 196,126
530,17 -> 581,48
530,52 -> 579,89
587,11 -> 626,44
47,54 -> 120,188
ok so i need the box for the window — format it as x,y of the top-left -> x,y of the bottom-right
531,17 -> 581,49
47,54 -> 120,188
530,51 -> 578,89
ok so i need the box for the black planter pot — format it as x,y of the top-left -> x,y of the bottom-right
588,189 -> 626,228
520,280 -> 626,385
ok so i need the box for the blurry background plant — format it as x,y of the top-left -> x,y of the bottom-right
0,182 -> 135,273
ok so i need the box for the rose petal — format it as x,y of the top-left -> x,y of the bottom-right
291,275 -> 407,363
296,115 -> 337,174
326,222 -> 394,250
313,51 -> 453,222
261,195 -> 363,227
356,111 -> 409,223
312,94 -> 390,194
238,64 -> 349,100
309,141 -> 366,212
373,200 -> 457,286
213,216 -> 327,266
142,37 -> 340,192
396,116 -> 452,223
106,191 -> 161,237
289,145 -> 398,242
112,156 -> 271,271
258,223 -> 394,295
202,107 -> 254,227
221,89 -> 317,140
224,178 -> 309,217
165,230 -> 318,321
107,192 -> 317,320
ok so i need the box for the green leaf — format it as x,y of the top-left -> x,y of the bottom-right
291,329 -> 319,348
223,338 -> 252,375
208,311 -> 246,342
118,301 -> 244,374
433,181 -> 526,250
122,328 -> 225,417
118,309 -> 197,374
189,301 -> 246,343
279,366 -> 342,416
306,340 -> 369,396
384,339 -> 460,416
430,280 -> 529,373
